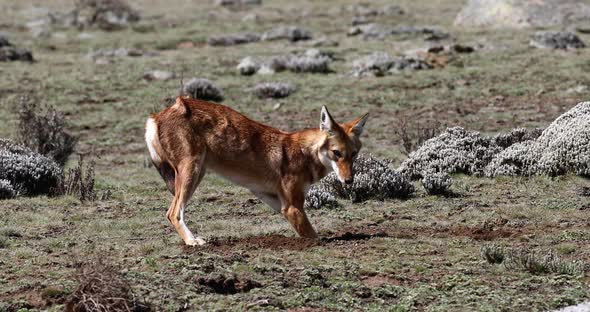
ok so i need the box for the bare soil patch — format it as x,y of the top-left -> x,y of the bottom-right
195,274 -> 261,294
206,234 -> 320,251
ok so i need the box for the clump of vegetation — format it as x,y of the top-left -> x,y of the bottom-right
349,51 -> 432,77
16,96 -> 77,167
54,156 -> 97,201
306,154 -> 414,207
73,0 -> 141,31
271,54 -> 332,74
504,249 -> 583,275
481,245 -> 583,275
207,32 -> 260,46
182,78 -> 224,102
250,82 -> 296,99
65,258 -> 151,311
399,126 -> 543,180
421,172 -> 452,195
395,118 -> 442,156
0,139 -> 62,197
486,101 -> 590,177
261,26 -> 312,42
481,244 -> 506,264
215,0 -> 261,6
0,179 -> 16,199
530,31 -> 586,50
195,274 -> 262,294
304,184 -> 339,210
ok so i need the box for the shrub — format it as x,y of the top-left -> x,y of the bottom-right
485,102 -> 590,177
395,118 -> 442,156
207,32 -> 260,46
237,56 -> 260,75
54,156 -> 97,201
0,179 -> 16,199
530,31 -> 586,50
182,78 -> 224,102
421,172 -> 452,195
307,154 -> 414,207
350,52 -> 431,77
0,139 -> 62,196
65,258 -> 150,311
503,249 -> 583,275
481,244 -> 506,264
74,0 -> 141,31
16,95 -> 77,167
261,26 -> 312,42
304,184 -> 339,210
250,82 -> 295,99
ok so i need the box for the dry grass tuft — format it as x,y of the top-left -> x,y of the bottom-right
65,258 -> 150,312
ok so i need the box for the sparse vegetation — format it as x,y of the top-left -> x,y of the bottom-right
54,156 -> 98,201
16,96 -> 77,167
2,0 -> 590,310
65,258 -> 150,311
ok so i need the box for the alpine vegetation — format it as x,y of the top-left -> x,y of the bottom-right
399,127 -> 541,180
237,50 -> 333,75
530,31 -> 585,50
306,154 -> 414,207
0,139 -> 62,197
182,78 -> 224,102
350,52 -> 432,77
207,32 -> 260,46
250,82 -> 296,99
485,101 -> 590,177
421,171 -> 453,195
0,36 -> 34,62
261,26 -> 312,42
0,179 -> 16,199
304,184 -> 339,210
17,96 -> 78,167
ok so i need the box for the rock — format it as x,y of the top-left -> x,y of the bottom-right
207,32 -> 260,46
182,78 -> 224,102
143,70 -> 175,81
530,31 -> 585,49
250,82 -> 295,99
241,13 -> 260,23
261,26 -> 312,42
455,0 -> 590,28
0,47 -> 34,62
237,56 -> 260,75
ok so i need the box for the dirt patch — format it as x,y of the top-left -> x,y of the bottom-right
324,227 -> 388,242
362,274 -> 404,287
206,234 -> 320,251
195,274 -> 261,294
391,224 -> 519,241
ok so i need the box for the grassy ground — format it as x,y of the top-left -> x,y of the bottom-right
1,0 -> 589,311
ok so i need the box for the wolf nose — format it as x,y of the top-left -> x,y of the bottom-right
344,177 -> 354,184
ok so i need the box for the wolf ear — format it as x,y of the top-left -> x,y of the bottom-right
348,112 -> 369,136
319,106 -> 336,135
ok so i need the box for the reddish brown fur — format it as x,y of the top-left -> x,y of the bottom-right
146,96 -> 368,245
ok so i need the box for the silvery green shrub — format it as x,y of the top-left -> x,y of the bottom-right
306,154 -> 414,208
0,139 -> 62,196
0,179 -> 15,199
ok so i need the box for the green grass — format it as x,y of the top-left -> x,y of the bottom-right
1,0 -> 590,311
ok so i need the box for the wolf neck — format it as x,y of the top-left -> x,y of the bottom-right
291,128 -> 331,183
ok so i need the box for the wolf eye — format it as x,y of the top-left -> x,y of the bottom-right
332,150 -> 342,158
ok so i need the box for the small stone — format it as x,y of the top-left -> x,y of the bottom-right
143,70 -> 175,81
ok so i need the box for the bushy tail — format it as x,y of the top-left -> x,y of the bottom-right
145,117 -> 175,194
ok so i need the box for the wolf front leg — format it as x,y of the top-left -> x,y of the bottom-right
279,179 -> 318,239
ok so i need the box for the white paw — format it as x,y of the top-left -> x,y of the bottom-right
185,237 -> 207,246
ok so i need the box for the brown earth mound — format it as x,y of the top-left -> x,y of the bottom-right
195,274 -> 261,295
